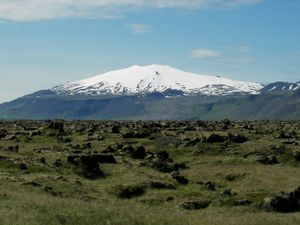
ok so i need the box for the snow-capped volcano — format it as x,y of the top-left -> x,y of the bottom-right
52,65 -> 263,96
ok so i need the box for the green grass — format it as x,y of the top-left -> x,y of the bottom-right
0,120 -> 299,225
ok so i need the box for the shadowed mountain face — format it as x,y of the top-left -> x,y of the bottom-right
260,81 -> 300,93
0,66 -> 299,120
0,89 -> 299,120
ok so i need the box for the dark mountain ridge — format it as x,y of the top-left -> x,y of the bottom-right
0,83 -> 299,120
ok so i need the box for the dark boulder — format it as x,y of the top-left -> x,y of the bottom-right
120,144 -> 135,154
19,163 -> 28,170
172,163 -> 188,170
131,146 -> 146,159
145,158 -> 174,173
149,181 -> 176,190
68,154 -> 116,165
268,188 -> 300,213
102,145 -> 116,153
157,151 -> 169,160
116,185 -> 146,199
179,200 -> 211,210
155,136 -> 180,146
234,199 -> 251,206
228,133 -> 248,143
249,155 -> 279,165
47,121 -> 65,133
122,131 -> 135,138
81,142 -> 92,149
204,181 -> 216,191
57,136 -> 71,143
53,159 -> 62,167
207,133 -> 226,143
78,155 -> 104,179
111,125 -> 120,134
40,157 -> 46,164
0,129 -> 8,138
6,145 -> 19,152
91,154 -> 117,164
171,171 -> 189,185
122,130 -> 150,139
29,130 -> 41,137
293,150 -> 300,161
67,155 -> 79,164
221,188 -> 233,196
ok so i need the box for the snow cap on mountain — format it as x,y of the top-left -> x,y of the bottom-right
52,64 -> 263,96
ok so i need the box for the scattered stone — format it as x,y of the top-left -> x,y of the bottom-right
24,181 -> 42,187
228,133 -> 248,143
47,121 -> 65,132
157,151 -> 169,160
249,155 -> 279,165
19,163 -> 28,170
235,199 -> 251,206
121,144 -> 134,154
207,134 -> 226,143
5,135 -> 17,141
57,136 -> 71,143
166,196 -> 174,202
40,157 -> 46,164
268,187 -> 300,213
155,136 -> 180,146
222,173 -> 246,182
6,145 -> 19,153
131,146 -> 146,159
179,200 -> 211,210
111,125 -> 120,133
172,163 -> 188,170
221,188 -> 233,196
145,158 -> 174,173
203,181 -> 216,191
149,181 -> 176,189
53,159 -> 62,167
73,155 -> 105,179
0,129 -> 8,138
68,154 -> 116,164
293,150 -> 300,161
122,130 -> 150,139
269,145 -> 286,153
102,145 -> 116,154
171,171 -> 189,185
92,154 -> 117,164
116,185 -> 146,199
282,139 -> 295,145
29,130 -> 41,137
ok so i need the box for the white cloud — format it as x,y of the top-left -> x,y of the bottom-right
126,23 -> 152,34
0,0 -> 263,22
219,56 -> 255,63
238,45 -> 250,53
191,49 -> 223,59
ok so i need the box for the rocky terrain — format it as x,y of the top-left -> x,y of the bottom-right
0,120 -> 300,225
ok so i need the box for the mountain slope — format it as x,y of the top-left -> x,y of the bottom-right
0,91 -> 299,120
260,81 -> 300,93
52,65 -> 263,96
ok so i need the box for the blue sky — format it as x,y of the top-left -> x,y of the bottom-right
0,0 -> 299,103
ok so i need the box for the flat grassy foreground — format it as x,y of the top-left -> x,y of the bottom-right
0,120 -> 299,225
